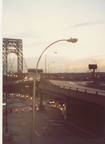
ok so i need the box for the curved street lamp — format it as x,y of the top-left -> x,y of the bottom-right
32,38 -> 78,144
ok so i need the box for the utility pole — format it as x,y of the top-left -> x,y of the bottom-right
5,76 -> 8,132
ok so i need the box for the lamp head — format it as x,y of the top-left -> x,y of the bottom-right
67,38 -> 78,43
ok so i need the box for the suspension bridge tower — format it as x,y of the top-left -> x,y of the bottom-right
3,38 -> 23,74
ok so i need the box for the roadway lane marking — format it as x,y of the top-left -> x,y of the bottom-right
34,130 -> 40,137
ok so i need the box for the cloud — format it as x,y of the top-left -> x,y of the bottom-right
72,20 -> 105,28
61,20 -> 105,31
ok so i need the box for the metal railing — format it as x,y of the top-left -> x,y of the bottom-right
41,80 -> 105,96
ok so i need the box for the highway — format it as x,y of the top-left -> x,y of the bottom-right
49,80 -> 105,96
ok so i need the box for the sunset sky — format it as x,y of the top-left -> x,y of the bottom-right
2,0 -> 105,72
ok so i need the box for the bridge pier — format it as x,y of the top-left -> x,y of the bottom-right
38,91 -> 45,112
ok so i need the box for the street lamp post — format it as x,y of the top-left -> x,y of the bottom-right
32,38 -> 78,144
48,61 -> 54,79
48,61 -> 54,74
45,55 -> 47,74
45,52 -> 57,74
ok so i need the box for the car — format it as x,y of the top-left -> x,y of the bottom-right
46,99 -> 55,104
31,100 -> 45,112
56,101 -> 65,109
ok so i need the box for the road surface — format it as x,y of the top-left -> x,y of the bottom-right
3,98 -> 105,144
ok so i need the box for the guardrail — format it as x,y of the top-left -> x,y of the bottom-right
45,81 -> 105,96
59,85 -> 105,96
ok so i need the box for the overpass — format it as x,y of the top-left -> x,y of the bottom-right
3,79 -> 105,138
38,80 -> 105,138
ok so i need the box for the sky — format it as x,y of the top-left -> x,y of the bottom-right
2,0 -> 105,73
